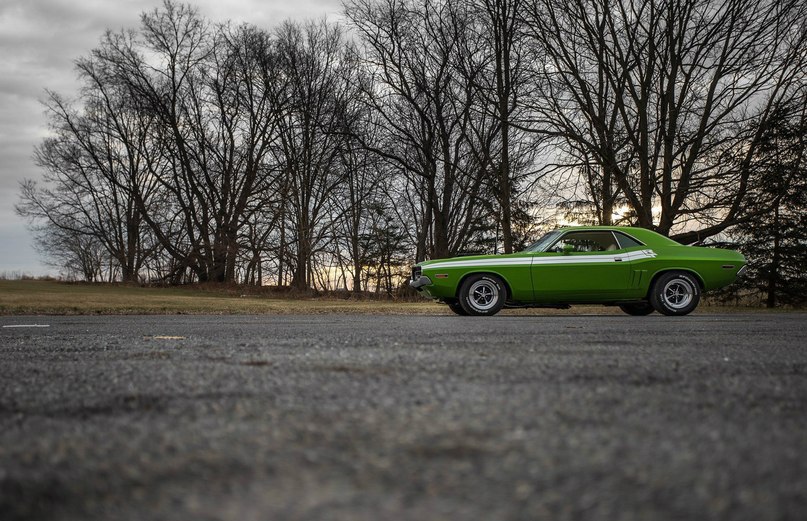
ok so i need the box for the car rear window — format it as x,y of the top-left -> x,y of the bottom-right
615,232 -> 643,249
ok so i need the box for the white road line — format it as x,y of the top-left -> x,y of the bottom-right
2,324 -> 51,328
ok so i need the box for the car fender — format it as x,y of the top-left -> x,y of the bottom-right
455,270 -> 514,300
646,267 -> 705,295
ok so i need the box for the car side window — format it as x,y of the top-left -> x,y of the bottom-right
548,231 -> 620,253
615,232 -> 643,249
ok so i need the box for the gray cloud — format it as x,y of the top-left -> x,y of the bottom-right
0,0 -> 343,276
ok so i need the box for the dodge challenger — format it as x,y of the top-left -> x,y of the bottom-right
409,226 -> 745,316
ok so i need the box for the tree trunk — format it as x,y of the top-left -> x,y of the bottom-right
767,204 -> 781,308
291,226 -> 310,290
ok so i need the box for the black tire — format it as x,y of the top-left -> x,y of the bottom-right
446,300 -> 468,316
649,271 -> 700,316
619,302 -> 655,316
458,274 -> 506,316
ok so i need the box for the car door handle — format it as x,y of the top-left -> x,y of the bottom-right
614,258 -> 623,262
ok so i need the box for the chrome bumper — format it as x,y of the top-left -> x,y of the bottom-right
409,275 -> 432,290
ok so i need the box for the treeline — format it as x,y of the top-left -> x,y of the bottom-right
17,0 -> 807,303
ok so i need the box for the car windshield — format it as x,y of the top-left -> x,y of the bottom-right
521,231 -> 562,253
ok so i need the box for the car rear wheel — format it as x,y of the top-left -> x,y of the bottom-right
446,300 -> 468,316
619,302 -> 655,316
458,274 -> 506,316
649,271 -> 700,316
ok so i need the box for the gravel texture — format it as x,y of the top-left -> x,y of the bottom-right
1,313 -> 806,520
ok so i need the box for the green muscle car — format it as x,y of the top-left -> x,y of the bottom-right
409,226 -> 745,316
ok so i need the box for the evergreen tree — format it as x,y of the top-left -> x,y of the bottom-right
735,100 -> 807,307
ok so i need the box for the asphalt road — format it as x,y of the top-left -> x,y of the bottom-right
1,313 -> 805,521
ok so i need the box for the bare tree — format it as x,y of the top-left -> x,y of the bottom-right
94,2 -> 213,281
461,0 -> 540,252
17,76 -> 160,282
345,0 -> 493,260
89,2 -> 284,282
272,20 -> 355,290
524,0 -> 806,241
333,129 -> 387,293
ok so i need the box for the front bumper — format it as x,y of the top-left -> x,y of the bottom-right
409,275 -> 432,290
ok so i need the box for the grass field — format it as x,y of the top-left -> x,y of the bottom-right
0,279 -> 782,316
0,280 -> 448,315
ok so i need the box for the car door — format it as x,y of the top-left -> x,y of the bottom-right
530,230 -> 630,301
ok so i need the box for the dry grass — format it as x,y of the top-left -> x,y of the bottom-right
0,280 -> 782,316
0,280 -> 446,315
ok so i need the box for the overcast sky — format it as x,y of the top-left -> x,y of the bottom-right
0,0 -> 343,276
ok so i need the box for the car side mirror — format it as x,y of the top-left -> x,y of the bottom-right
562,244 -> 574,255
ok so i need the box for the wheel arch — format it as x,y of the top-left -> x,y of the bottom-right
455,271 -> 513,300
646,268 -> 704,298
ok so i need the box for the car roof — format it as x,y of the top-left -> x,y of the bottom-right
556,226 -> 681,247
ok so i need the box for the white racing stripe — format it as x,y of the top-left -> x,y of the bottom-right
424,249 -> 657,270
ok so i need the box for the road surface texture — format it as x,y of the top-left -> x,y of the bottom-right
1,313 -> 805,521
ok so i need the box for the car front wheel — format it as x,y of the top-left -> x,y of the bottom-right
458,274 -> 506,316
649,271 -> 700,316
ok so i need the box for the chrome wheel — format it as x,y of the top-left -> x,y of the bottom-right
662,279 -> 694,310
650,271 -> 701,316
468,280 -> 499,311
458,274 -> 506,316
